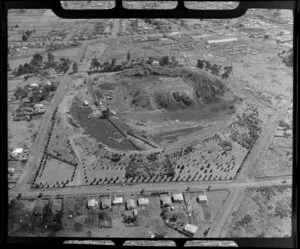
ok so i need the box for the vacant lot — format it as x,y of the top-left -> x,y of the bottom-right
225,186 -> 291,237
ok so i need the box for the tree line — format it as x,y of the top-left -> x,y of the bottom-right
196,59 -> 233,79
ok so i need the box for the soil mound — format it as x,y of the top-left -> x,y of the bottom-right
121,66 -> 231,111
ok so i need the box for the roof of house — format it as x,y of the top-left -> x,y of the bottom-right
138,198 -> 149,205
172,193 -> 184,201
88,198 -> 98,207
52,198 -> 62,212
184,224 -> 198,235
127,199 -> 136,209
101,198 -> 111,207
12,148 -> 23,154
161,195 -> 172,206
112,197 -> 123,204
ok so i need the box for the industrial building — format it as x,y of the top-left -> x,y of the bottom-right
205,37 -> 238,45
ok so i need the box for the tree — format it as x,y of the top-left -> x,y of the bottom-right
47,53 -> 55,62
110,58 -> 116,69
90,57 -> 101,71
211,64 -> 221,76
25,30 -> 31,37
197,59 -> 205,69
159,56 -> 169,66
205,61 -> 213,71
22,34 -> 28,42
127,51 -> 131,62
30,53 -> 43,67
72,62 -> 78,73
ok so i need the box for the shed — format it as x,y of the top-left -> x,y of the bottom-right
172,193 -> 184,203
83,100 -> 89,106
184,224 -> 198,236
152,60 -> 160,66
132,209 -> 138,217
161,195 -> 172,207
197,192 -> 208,203
101,198 -> 111,209
112,196 -> 123,205
45,80 -> 52,86
12,148 -> 23,154
137,198 -> 149,206
87,198 -> 98,208
206,37 -> 238,45
126,199 -> 136,210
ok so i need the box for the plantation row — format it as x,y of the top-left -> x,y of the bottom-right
32,109 -> 77,189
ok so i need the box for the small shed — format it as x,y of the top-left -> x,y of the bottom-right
112,196 -> 123,205
83,100 -> 89,106
126,199 -> 136,210
132,209 -> 138,217
101,198 -> 111,209
11,148 -> 23,157
184,224 -> 198,236
137,198 -> 149,206
161,195 -> 172,207
172,193 -> 184,203
197,192 -> 208,204
87,198 -> 98,208
152,60 -> 160,66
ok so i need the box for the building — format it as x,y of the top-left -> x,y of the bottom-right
11,148 -> 23,158
137,198 -> 149,206
83,100 -> 89,106
126,199 -> 136,210
197,191 -> 208,204
34,103 -> 44,109
132,209 -> 138,217
34,200 -> 46,215
161,195 -> 172,207
112,196 -> 123,205
184,224 -> 198,236
30,83 -> 39,88
51,198 -> 63,214
172,193 -> 184,203
152,60 -> 160,66
87,198 -> 98,208
205,37 -> 238,45
101,198 -> 111,209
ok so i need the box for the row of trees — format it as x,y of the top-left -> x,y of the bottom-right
13,52 -> 71,77
197,59 -> 233,79
89,53 -> 179,73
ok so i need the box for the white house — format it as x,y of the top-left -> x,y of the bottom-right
184,224 -> 198,236
152,60 -> 160,66
137,198 -> 149,206
172,193 -> 184,203
126,199 -> 136,210
87,198 -> 98,208
83,100 -> 89,106
112,196 -> 123,205
30,83 -> 39,88
11,148 -> 23,157
34,103 -> 44,109
197,192 -> 208,204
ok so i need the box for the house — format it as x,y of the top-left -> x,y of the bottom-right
137,198 -> 149,206
87,198 -> 98,208
30,83 -> 39,88
11,148 -> 23,158
34,200 -> 46,215
45,80 -> 52,86
83,100 -> 89,106
34,103 -> 44,109
152,60 -> 160,66
112,196 -> 123,205
161,195 -> 172,207
126,199 -> 136,210
51,198 -> 63,213
184,224 -> 198,236
101,198 -> 111,209
197,191 -> 208,204
172,193 -> 184,203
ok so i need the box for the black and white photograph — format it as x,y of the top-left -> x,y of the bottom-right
6,0 -> 294,241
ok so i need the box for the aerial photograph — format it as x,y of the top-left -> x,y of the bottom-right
7,1 -> 293,239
